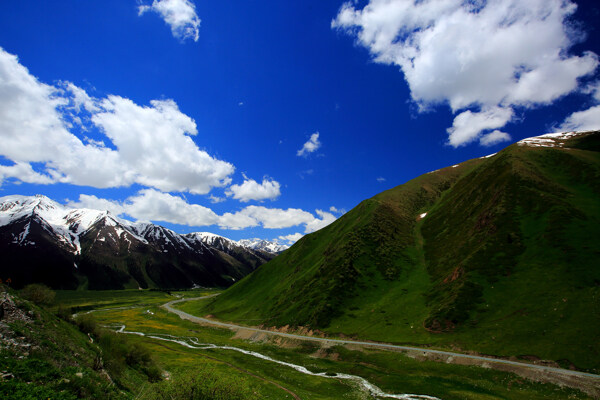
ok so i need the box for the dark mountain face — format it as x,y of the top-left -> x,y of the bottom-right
202,130 -> 600,371
0,196 -> 275,290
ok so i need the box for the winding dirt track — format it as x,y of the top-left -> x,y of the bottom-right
162,295 -> 600,397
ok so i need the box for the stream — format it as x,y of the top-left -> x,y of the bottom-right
111,324 -> 440,400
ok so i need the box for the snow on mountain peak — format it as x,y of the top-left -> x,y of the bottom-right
517,130 -> 588,148
237,238 -> 289,254
1,195 -> 289,256
185,232 -> 237,251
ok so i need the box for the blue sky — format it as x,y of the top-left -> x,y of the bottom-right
1,0 -> 599,243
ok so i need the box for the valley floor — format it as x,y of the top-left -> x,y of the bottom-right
166,295 -> 600,397
47,290 -> 598,399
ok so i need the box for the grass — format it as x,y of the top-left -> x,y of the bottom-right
194,132 -> 600,373
53,288 -> 220,312
0,290 -> 150,399
70,291 -> 593,399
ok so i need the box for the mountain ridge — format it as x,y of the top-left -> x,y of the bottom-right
199,130 -> 600,372
0,195 -> 282,290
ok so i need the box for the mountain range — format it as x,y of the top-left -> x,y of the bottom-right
0,195 -> 287,290
201,130 -> 600,372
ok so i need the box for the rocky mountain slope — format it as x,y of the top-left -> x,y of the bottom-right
237,238 -> 289,254
201,130 -> 600,372
0,196 -> 277,290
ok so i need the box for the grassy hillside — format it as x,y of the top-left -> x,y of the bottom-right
199,131 -> 600,372
0,287 -> 159,399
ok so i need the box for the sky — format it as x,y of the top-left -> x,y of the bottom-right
0,0 -> 599,244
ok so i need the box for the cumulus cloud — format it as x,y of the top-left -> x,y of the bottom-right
69,190 -> 219,226
329,206 -> 346,215
447,107 -> 513,147
297,132 -> 321,156
333,0 -> 599,146
479,130 -> 512,147
91,96 -> 234,193
0,162 -> 55,185
304,209 -> 337,233
69,190 -> 337,233
279,232 -> 304,245
226,176 -> 281,202
376,177 -> 386,182
555,80 -> 600,132
138,0 -> 201,42
556,105 -> 600,132
67,194 -> 127,216
208,195 -> 225,204
588,82 -> 600,102
220,206 -> 315,230
0,47 -> 234,194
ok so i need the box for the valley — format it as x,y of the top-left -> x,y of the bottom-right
2,0 -> 600,397
199,131 -> 600,376
2,131 -> 599,399
55,289 -> 600,399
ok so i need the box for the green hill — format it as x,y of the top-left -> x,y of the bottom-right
200,131 -> 600,372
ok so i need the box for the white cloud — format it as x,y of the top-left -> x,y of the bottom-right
333,0 -> 599,146
0,162 -> 55,185
479,130 -> 512,147
297,132 -> 321,156
376,177 -> 386,182
208,195 -> 225,204
69,189 -> 219,227
581,81 -> 600,103
0,47 -> 234,194
279,232 -> 304,245
61,81 -> 100,113
226,176 -> 281,202
447,107 -> 514,147
329,206 -> 346,215
304,209 -> 337,233
556,105 -> 600,132
554,79 -> 600,132
138,0 -> 201,42
91,96 -> 234,194
220,206 -> 315,230
220,206 -> 336,232
67,194 -> 127,216
70,190 -> 337,233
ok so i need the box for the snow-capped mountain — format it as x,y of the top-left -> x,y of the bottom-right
517,130 -> 591,148
187,232 -> 287,255
238,238 -> 289,254
0,195 -> 275,290
187,232 -> 240,253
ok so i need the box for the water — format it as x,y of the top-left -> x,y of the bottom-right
112,324 -> 440,400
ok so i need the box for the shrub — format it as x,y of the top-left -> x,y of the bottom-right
56,305 -> 73,322
75,313 -> 99,336
20,283 -> 55,306
139,367 -> 259,400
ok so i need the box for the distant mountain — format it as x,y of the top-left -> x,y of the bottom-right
0,195 -> 275,290
238,238 -> 289,254
202,130 -> 600,372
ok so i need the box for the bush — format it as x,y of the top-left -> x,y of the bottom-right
74,313 -> 99,336
139,367 -> 259,400
20,283 -> 55,306
0,381 -> 77,400
56,305 -> 73,322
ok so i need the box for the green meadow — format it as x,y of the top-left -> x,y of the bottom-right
46,290 -> 594,399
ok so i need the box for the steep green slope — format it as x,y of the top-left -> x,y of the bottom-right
202,131 -> 600,371
0,287 -> 159,399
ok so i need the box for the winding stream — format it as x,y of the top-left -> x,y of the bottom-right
111,324 -> 440,400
